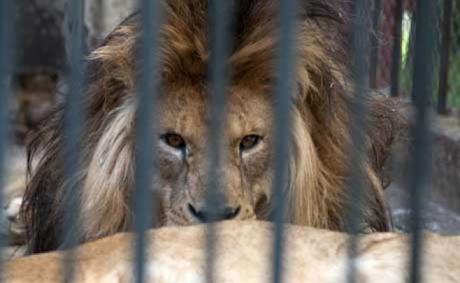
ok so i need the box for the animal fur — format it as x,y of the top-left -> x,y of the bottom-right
22,0 -> 404,254
4,221 -> 460,283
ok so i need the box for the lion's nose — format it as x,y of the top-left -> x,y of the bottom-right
187,203 -> 241,222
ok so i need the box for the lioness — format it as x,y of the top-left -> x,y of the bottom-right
4,221 -> 460,283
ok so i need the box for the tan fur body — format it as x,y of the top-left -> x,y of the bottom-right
5,221 -> 460,283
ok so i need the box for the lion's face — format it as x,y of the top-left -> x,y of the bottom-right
155,86 -> 274,225
23,0 -> 397,254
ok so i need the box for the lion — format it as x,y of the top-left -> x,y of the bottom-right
4,221 -> 460,283
21,0 -> 404,254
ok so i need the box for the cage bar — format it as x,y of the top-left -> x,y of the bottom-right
60,0 -> 85,282
133,1 -> 161,283
437,0 -> 454,115
271,1 -> 297,283
345,1 -> 372,283
0,0 -> 453,282
390,0 -> 404,97
408,0 -> 437,282
205,1 -> 234,283
0,0 -> 12,276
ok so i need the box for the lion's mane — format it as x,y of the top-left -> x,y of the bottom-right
22,0 -> 402,253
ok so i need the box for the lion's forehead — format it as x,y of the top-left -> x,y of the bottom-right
156,86 -> 273,144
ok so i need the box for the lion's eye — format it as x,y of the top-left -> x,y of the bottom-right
240,135 -> 262,152
162,133 -> 186,150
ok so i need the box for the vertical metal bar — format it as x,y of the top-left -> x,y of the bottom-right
370,0 -> 382,89
437,0 -> 453,115
390,0 -> 404,97
345,1 -> 372,283
133,0 -> 161,283
272,0 -> 297,283
408,0 -> 436,282
206,1 -> 233,283
0,0 -> 12,277
61,0 -> 85,282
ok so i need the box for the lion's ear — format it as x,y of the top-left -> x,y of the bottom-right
366,95 -> 409,188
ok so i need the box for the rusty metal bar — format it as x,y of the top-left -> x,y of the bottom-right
437,0 -> 454,115
390,0 -> 404,97
133,0 -> 161,283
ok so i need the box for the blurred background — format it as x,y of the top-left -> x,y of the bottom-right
2,0 -> 460,258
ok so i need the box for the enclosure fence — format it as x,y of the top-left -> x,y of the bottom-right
371,0 -> 460,114
0,0 -> 444,283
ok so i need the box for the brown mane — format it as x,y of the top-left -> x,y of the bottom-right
22,0 -> 403,254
